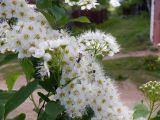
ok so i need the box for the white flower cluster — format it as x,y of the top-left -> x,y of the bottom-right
65,0 -> 99,10
0,21 -> 10,53
0,0 -> 32,20
53,37 -> 132,119
0,1 -> 146,120
78,30 -> 120,57
0,0 -> 67,61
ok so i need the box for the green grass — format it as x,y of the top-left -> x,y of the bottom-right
72,13 -> 151,53
102,56 -> 160,86
2,56 -> 160,86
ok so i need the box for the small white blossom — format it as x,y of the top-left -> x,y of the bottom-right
65,0 -> 99,10
77,30 -> 120,57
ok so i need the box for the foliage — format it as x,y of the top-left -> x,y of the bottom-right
4,80 -> 38,117
0,53 -> 17,66
118,0 -> 151,15
6,72 -> 21,91
120,0 -> 144,8
133,102 -> 149,119
144,56 -> 160,71
36,0 -> 91,27
134,81 -> 160,120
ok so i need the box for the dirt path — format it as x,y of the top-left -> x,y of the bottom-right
105,50 -> 160,60
115,80 -> 144,109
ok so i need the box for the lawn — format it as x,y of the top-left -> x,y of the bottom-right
103,56 -> 160,86
72,13 -> 151,53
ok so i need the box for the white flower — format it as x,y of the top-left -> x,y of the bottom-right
65,0 -> 99,10
77,30 -> 120,57
33,49 -> 45,58
0,0 -> 31,20
43,53 -> 51,62
53,37 -> 132,120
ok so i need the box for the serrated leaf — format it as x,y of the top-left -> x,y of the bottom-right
4,80 -> 38,117
6,72 -> 21,91
71,16 -> 91,23
133,102 -> 149,119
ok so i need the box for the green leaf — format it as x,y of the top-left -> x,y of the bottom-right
133,102 -> 149,119
0,104 -> 5,120
36,0 -> 52,9
50,6 -> 65,21
71,16 -> 91,23
96,54 -> 103,61
38,92 -> 50,102
40,10 -> 55,27
6,72 -> 21,91
11,113 -> 26,120
20,59 -> 35,81
0,53 -> 17,66
39,101 -> 65,120
38,112 -> 48,120
39,81 -> 54,92
151,116 -> 160,120
4,80 -> 38,117
0,90 -> 15,105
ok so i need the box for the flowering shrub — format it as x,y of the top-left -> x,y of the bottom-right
0,0 -> 147,120
134,81 -> 160,120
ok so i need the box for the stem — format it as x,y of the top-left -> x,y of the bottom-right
148,101 -> 155,120
30,94 -> 39,112
38,92 -> 50,117
38,100 -> 46,117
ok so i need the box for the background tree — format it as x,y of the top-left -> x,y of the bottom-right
119,0 -> 151,15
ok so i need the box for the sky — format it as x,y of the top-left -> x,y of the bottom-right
110,0 -> 121,7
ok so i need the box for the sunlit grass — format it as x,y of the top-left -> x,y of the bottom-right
103,56 -> 160,85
